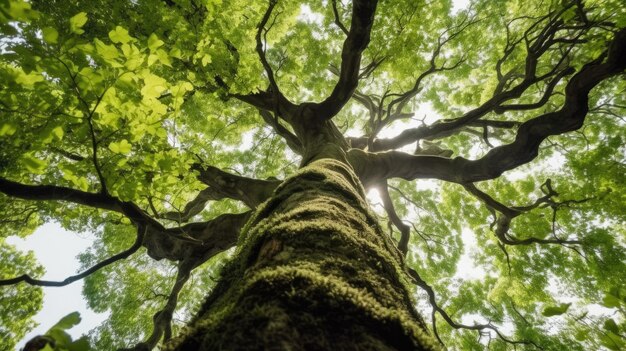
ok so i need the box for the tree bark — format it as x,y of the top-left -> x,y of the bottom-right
169,153 -> 437,350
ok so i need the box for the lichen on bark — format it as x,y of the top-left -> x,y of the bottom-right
168,156 -> 438,351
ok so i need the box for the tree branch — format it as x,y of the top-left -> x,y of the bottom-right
143,211 -> 251,262
407,267 -> 542,349
331,0 -> 349,35
344,16 -> 476,147
0,227 -> 145,287
378,181 -> 410,256
194,164 -> 281,209
159,187 -> 223,223
0,175 -> 249,265
463,181 -> 582,246
256,0 -> 281,97
312,0 -> 379,120
348,120 -> 520,151
258,110 -> 303,154
124,260 -> 193,351
0,177 -> 120,212
355,6 -> 604,152
349,28 -> 626,184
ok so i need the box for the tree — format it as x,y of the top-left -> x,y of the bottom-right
1,0 -> 625,349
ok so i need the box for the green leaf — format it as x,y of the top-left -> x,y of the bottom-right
47,328 -> 72,347
109,26 -> 132,44
42,27 -> 58,44
542,303 -> 571,317
69,12 -> 88,34
604,319 -> 620,334
1,0 -> 39,22
574,329 -> 588,341
67,336 -> 91,351
94,38 -> 119,61
109,139 -> 132,154
21,153 -> 47,173
40,125 -> 64,144
140,71 -> 168,99
148,33 -> 164,52
0,122 -> 17,136
15,71 -> 44,89
50,311 -> 81,330
158,157 -> 174,171
601,331 -> 625,350
603,293 -> 622,308
156,48 -> 172,67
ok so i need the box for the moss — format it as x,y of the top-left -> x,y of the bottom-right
169,157 -> 439,351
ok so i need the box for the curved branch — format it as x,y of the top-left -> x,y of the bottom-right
407,267 -> 542,349
123,261 -> 193,351
494,67 -> 575,113
348,120 -> 520,151
0,176 -> 249,272
360,7 -> 603,152
256,0 -> 281,96
143,211 -> 251,262
331,0 -> 349,35
0,177 -> 120,212
0,227 -> 145,287
463,181 -> 581,246
194,164 -> 281,208
384,14 -> 477,123
0,177 -> 164,230
378,181 -> 410,256
312,0 -> 379,120
230,90 -> 297,121
259,110 -> 303,154
350,28 -> 626,184
50,147 -> 86,162
345,16 -> 476,146
86,92 -> 108,194
159,187 -> 223,223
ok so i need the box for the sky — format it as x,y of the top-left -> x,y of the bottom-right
6,223 -> 108,349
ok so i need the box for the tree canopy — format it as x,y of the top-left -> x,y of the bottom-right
1,0 -> 625,350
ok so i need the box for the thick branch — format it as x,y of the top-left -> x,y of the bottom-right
348,119 -> 520,151
230,90 -> 296,122
358,7 -> 601,151
143,211 -> 251,262
195,165 -> 281,208
0,177 -> 165,230
312,0 -> 379,120
0,176 -> 247,265
349,28 -> 626,184
160,187 -> 223,222
0,177 -> 121,212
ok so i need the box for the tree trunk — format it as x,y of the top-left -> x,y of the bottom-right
169,154 -> 438,350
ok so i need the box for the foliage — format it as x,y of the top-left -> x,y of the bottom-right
33,312 -> 91,351
0,0 -> 625,350
0,239 -> 43,351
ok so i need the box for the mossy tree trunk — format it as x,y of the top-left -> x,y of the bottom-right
170,150 -> 438,350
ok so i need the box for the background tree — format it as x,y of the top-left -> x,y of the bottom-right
1,0 -> 625,350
